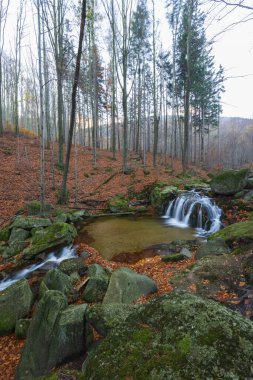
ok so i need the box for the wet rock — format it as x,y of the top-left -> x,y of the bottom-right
103,267 -> 157,304
0,279 -> 33,335
23,222 -> 77,259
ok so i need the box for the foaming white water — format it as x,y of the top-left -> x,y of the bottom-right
163,191 -> 222,237
0,245 -> 76,291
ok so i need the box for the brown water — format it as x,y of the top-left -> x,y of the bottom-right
79,216 -> 195,261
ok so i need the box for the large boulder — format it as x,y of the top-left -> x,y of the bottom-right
209,221 -> 253,244
15,290 -> 68,380
196,239 -> 231,259
2,227 -> 31,258
11,216 -> 52,230
23,222 -> 77,259
40,269 -> 75,298
82,292 -> 253,379
16,291 -> 88,380
210,169 -> 249,195
82,264 -> 110,303
0,279 -> 33,335
103,267 -> 157,304
49,304 -> 88,365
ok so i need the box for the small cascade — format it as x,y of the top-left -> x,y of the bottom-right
163,191 -> 222,237
0,245 -> 77,291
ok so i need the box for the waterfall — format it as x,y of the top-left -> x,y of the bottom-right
163,191 -> 222,237
0,245 -> 77,292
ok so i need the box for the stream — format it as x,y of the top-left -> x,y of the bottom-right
0,191 -> 222,290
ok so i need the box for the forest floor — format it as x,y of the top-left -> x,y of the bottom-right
0,132 -> 233,380
0,131 -> 207,225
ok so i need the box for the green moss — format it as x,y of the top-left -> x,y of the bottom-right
108,196 -> 129,213
210,169 -> 250,195
209,221 -> 253,243
83,292 -> 253,379
23,222 -> 77,259
0,227 -> 11,241
162,253 -> 185,262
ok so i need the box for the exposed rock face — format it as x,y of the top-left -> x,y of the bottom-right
82,292 -> 253,380
0,279 -> 33,335
196,239 -> 231,259
210,169 -> 249,195
103,267 -> 157,304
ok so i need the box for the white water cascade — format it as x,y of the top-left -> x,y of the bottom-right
163,191 -> 222,237
0,245 -> 77,291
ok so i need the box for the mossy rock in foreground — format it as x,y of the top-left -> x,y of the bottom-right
210,169 -> 249,195
209,221 -> 253,244
23,222 -> 77,259
82,292 -> 253,380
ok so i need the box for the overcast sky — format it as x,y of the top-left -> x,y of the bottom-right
4,0 -> 253,119
158,0 -> 253,119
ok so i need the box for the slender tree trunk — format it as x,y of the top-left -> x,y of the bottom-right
59,0 -> 87,204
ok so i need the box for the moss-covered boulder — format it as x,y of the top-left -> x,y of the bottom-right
23,222 -> 77,259
150,185 -> 178,213
59,257 -> 87,276
0,226 -> 11,241
209,221 -> 253,244
11,216 -> 52,230
82,264 -> 110,303
49,304 -> 88,365
54,209 -> 89,223
210,169 -> 249,195
85,303 -> 137,337
82,292 -> 253,379
2,227 -> 31,258
0,279 -> 33,335
39,269 -> 75,298
15,290 -> 68,380
196,239 -> 231,259
108,195 -> 129,213
15,318 -> 31,339
103,267 -> 157,304
16,292 -> 89,380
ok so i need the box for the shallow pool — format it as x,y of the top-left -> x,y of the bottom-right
79,215 -> 195,261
